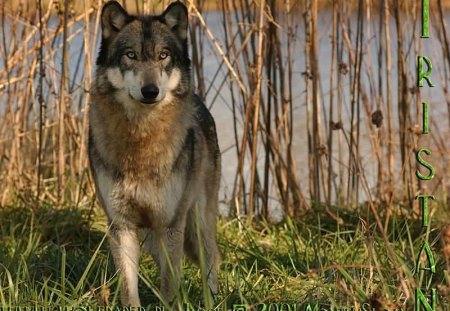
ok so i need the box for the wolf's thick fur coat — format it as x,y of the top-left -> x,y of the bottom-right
88,1 -> 221,306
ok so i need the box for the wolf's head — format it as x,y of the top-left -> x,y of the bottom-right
96,1 -> 190,107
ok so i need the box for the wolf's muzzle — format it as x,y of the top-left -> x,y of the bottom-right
141,84 -> 159,104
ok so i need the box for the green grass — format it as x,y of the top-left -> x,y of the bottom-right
0,202 -> 449,310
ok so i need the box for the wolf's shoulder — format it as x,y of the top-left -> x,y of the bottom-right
192,94 -> 214,127
192,94 -> 220,165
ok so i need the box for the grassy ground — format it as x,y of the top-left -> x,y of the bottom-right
0,202 -> 449,310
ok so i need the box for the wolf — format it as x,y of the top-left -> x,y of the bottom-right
88,1 -> 221,306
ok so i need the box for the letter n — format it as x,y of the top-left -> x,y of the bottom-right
415,288 -> 436,311
305,304 -> 319,311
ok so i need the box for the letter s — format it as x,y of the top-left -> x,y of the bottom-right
416,148 -> 435,180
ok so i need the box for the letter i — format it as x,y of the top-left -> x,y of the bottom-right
422,102 -> 429,134
422,0 -> 429,38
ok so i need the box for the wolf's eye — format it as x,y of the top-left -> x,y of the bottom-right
159,50 -> 170,60
126,51 -> 137,60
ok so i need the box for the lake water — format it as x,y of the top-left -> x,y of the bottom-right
202,9 -> 450,215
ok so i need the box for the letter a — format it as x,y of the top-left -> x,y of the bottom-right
415,242 -> 436,274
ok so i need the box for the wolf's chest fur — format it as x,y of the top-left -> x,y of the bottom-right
89,96 -> 196,228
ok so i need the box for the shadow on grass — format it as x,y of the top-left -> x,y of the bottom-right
0,204 -> 120,305
217,205 -> 449,304
0,204 -> 168,307
0,204 -> 105,277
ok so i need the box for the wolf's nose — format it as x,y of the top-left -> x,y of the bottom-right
141,84 -> 159,102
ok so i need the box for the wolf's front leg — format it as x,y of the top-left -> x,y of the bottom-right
109,225 -> 141,307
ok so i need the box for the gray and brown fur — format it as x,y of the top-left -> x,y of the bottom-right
88,1 -> 221,306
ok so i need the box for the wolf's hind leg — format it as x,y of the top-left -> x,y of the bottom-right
161,228 -> 185,303
144,227 -> 185,304
184,205 -> 220,297
109,226 -> 141,307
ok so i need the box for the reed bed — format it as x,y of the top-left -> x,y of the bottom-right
0,1 -> 448,216
0,1 -> 449,212
1,0 -> 450,307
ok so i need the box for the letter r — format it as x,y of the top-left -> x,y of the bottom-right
418,56 -> 434,87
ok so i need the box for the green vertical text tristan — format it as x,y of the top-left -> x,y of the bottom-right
418,56 -> 434,87
422,0 -> 429,38
415,148 -> 435,180
422,102 -> 429,134
415,288 -> 436,311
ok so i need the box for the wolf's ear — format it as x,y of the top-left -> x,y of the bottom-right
162,2 -> 188,41
101,1 -> 131,39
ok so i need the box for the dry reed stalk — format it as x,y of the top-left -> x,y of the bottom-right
345,0 -> 363,206
327,0 -> 337,206
57,0 -> 69,202
411,0 -> 422,206
394,0 -> 413,203
248,0 -> 266,219
231,0 -> 260,215
304,0 -> 314,203
357,1 -> 387,204
383,0 -> 395,213
78,0 -> 93,175
336,0 -> 345,205
75,0 -> 101,206
285,0 -> 304,213
375,0 -> 386,201
310,0 -> 322,205
36,0 -> 45,202
263,0 -> 274,218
